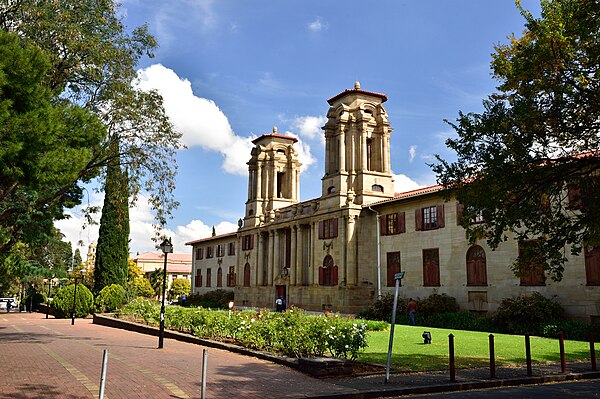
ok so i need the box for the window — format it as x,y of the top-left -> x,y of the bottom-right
456,202 -> 484,225
242,234 -> 254,250
228,242 -> 236,256
206,246 -> 213,258
196,247 -> 203,260
380,212 -> 405,236
422,248 -> 440,287
243,263 -> 251,287
585,246 -> 600,286
319,255 -> 338,286
276,171 -> 284,198
206,268 -> 212,287
568,178 -> 599,209
466,245 -> 487,286
386,251 -> 401,287
194,270 -> 202,287
228,266 -> 237,287
318,218 -> 338,239
518,241 -> 546,286
217,267 -> 223,287
415,205 -> 445,231
372,184 -> 384,192
216,244 -> 224,258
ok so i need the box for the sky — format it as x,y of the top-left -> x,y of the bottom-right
55,0 -> 542,259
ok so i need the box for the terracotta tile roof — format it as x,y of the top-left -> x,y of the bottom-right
251,133 -> 298,145
134,251 -> 192,263
364,184 -> 445,207
185,232 -> 237,245
327,88 -> 388,105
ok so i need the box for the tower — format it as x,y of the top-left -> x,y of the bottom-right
321,82 -> 395,206
244,127 -> 301,228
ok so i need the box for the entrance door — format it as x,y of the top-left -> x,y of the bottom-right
275,285 -> 286,310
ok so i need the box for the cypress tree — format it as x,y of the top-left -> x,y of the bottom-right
94,143 -> 130,293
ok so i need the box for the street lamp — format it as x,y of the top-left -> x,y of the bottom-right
158,237 -> 173,349
71,269 -> 87,326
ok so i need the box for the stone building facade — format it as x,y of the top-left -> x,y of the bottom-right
187,83 -> 600,320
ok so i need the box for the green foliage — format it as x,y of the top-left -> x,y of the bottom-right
355,293 -> 406,322
95,284 -> 127,313
23,291 -> 46,311
425,312 -> 499,333
51,284 -> 94,319
186,289 -> 234,309
128,277 -> 154,298
170,278 -> 191,299
417,293 -> 459,318
493,292 -> 564,333
432,0 -> 600,281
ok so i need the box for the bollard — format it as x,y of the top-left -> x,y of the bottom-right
559,331 -> 566,374
525,334 -> 532,376
201,349 -> 208,399
98,349 -> 108,399
489,334 -> 496,379
590,332 -> 597,371
449,333 -> 456,382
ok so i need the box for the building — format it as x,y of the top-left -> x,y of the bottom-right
187,83 -> 600,321
186,233 -> 237,295
133,252 -> 192,290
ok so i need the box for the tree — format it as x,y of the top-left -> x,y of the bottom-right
0,0 -> 183,255
94,145 -> 130,293
128,277 -> 154,299
73,249 -> 83,271
128,259 -> 144,282
149,268 -> 164,298
170,278 -> 191,300
433,0 -> 599,281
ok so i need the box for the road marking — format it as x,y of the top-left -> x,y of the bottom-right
12,325 -> 107,399
41,325 -> 191,399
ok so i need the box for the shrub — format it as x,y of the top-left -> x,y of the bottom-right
95,284 -> 127,313
493,292 -> 564,333
51,284 -> 94,318
23,291 -> 46,311
417,293 -> 459,318
127,278 -> 154,299
186,289 -> 234,309
169,278 -> 191,300
356,293 -> 406,322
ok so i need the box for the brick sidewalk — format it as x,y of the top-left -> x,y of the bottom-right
0,312 -> 355,398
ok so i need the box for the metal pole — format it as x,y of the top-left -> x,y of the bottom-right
158,251 -> 168,349
71,279 -> 79,325
449,333 -> 456,382
525,334 -> 532,376
489,334 -> 496,379
384,278 -> 400,383
559,331 -> 566,374
99,349 -> 108,399
201,349 -> 208,399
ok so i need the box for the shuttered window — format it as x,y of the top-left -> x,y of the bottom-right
319,255 -> 338,286
422,248 -> 440,286
318,218 -> 338,239
585,246 -> 600,286
415,205 -> 445,231
518,241 -> 546,286
380,213 -> 406,236
243,263 -> 251,287
386,251 -> 401,287
466,245 -> 487,286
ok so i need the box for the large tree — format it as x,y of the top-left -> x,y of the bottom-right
433,0 -> 599,281
0,0 -> 183,255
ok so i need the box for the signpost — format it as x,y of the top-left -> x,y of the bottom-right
385,271 -> 405,383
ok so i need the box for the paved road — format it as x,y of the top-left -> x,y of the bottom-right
0,312 -> 354,398
382,379 -> 600,399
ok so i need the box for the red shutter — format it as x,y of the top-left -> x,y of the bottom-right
318,267 -> 324,285
399,212 -> 406,233
332,218 -> 338,237
456,202 -> 464,225
318,221 -> 324,239
437,204 -> 445,228
380,215 -> 387,235
250,234 -> 254,249
568,186 -> 582,209
415,208 -> 423,231
332,265 -> 338,285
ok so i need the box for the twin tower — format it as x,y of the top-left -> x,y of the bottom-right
244,82 -> 395,226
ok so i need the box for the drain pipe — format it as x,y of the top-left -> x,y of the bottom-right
368,206 -> 382,299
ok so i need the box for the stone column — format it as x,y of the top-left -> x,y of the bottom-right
290,226 -> 297,286
346,215 -> 357,286
339,127 -> 346,173
340,215 -> 347,286
295,226 -> 303,286
382,131 -> 390,173
257,233 -> 264,286
267,231 -> 274,285
272,230 -> 280,283
256,164 -> 262,199
312,222 -> 319,285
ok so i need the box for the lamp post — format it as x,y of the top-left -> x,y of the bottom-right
71,269 -> 87,326
158,238 -> 173,349
45,277 -> 58,319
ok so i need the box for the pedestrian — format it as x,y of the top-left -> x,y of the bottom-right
407,298 -> 417,326
6,299 -> 11,313
275,295 -> 283,312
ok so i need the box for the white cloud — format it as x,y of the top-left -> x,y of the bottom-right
409,145 -> 417,162
393,174 -> 425,193
292,115 -> 326,140
308,17 -> 324,32
135,64 -> 253,175
284,131 -> 316,172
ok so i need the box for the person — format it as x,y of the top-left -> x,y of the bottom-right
6,299 -> 11,313
407,298 -> 417,326
180,294 -> 187,306
275,295 -> 283,312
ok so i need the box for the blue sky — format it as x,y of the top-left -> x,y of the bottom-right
56,0 -> 542,257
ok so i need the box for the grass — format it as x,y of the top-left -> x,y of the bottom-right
359,325 -> 597,371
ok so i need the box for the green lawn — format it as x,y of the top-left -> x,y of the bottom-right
359,325 -> 597,371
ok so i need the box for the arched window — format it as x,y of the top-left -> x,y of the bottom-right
319,255 -> 338,286
217,267 -> 223,287
243,263 -> 251,287
372,184 -> 384,192
466,245 -> 487,286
